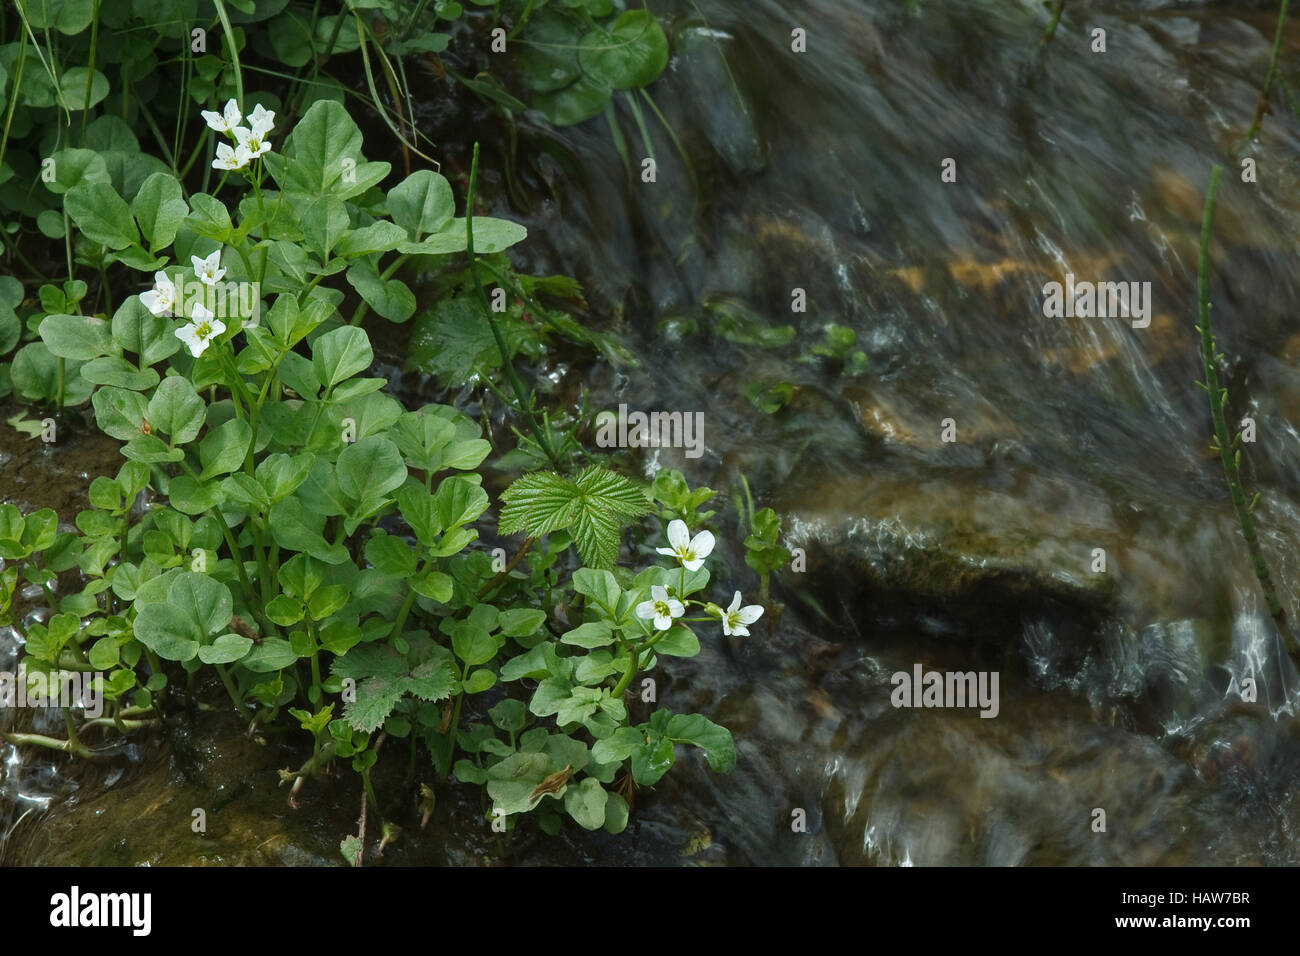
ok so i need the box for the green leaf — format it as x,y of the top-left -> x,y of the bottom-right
578,10 -> 669,90
132,172 -> 188,250
184,193 -> 232,242
334,220 -> 408,258
199,417 -> 253,480
666,713 -> 736,773
265,99 -> 391,201
198,633 -> 253,665
489,698 -> 528,733
65,183 -> 140,250
518,11 -> 583,92
80,356 -> 158,390
499,466 -> 651,568
242,637 -> 299,672
561,621 -> 613,648
112,296 -> 180,367
311,325 -> 373,390
132,603 -> 202,662
147,376 -> 206,444
345,258 -> 416,323
167,476 -> 222,515
265,594 -> 305,626
452,623 -> 500,667
59,67 -> 109,109
39,314 -> 112,360
498,608 -> 547,638
434,475 -> 490,530
302,196 -> 350,260
534,74 -> 611,126
268,497 -> 350,564
257,452 -> 316,503
387,169 -> 454,241
390,408 -> 456,472
92,386 -> 150,440
653,624 -> 700,658
463,669 -> 497,693
364,533 -> 417,577
563,776 -> 608,830
44,149 -> 110,195
337,436 -> 407,502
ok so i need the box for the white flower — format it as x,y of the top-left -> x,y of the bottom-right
139,271 -> 176,316
635,585 -> 684,632
720,591 -> 763,637
234,124 -> 271,160
191,250 -> 227,287
174,303 -> 226,358
201,98 -> 242,134
212,141 -> 248,171
246,104 -> 275,137
656,519 -> 715,572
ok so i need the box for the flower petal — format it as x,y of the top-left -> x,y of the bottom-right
635,601 -> 656,620
654,613 -> 672,631
690,530 -> 715,559
737,605 -> 763,625
666,519 -> 689,551
682,557 -> 705,572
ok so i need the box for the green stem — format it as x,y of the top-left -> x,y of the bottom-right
1195,164 -> 1296,655
465,142 -> 564,472
215,662 -> 252,716
1244,0 -> 1291,141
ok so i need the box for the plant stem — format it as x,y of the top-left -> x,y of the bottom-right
1195,164 -> 1296,655
1245,0 -> 1291,141
465,141 -> 564,472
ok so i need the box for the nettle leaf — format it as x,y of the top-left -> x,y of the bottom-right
334,645 -> 456,732
265,99 -> 391,201
387,169 -> 454,241
499,465 -> 651,568
65,182 -> 140,249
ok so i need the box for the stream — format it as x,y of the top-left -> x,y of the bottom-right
4,0 -> 1300,865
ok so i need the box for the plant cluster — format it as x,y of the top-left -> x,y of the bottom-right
0,88 -> 782,859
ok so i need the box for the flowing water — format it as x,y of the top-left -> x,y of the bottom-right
5,0 -> 1300,865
